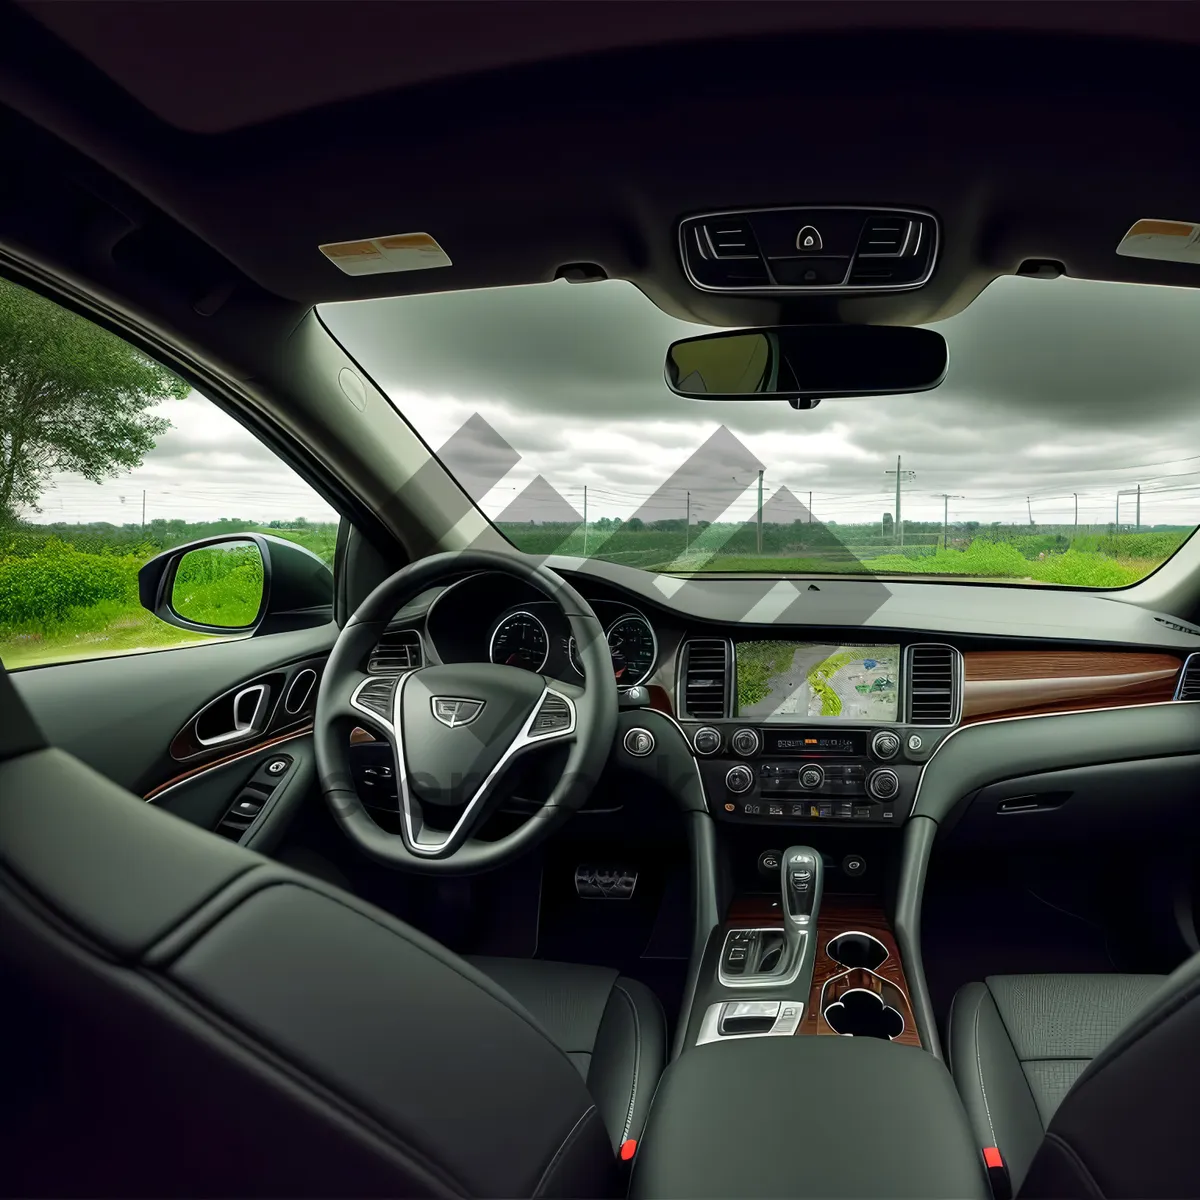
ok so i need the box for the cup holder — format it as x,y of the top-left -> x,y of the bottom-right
822,989 -> 905,1040
827,932 -> 888,971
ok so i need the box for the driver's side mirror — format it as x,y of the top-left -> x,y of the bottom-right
138,533 -> 334,636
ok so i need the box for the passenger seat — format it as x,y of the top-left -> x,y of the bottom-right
949,973 -> 1169,1194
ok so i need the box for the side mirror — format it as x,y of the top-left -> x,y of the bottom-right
138,533 -> 333,636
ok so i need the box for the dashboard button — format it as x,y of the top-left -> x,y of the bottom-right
799,764 -> 825,790
692,726 -> 722,755
731,728 -> 761,757
906,733 -> 924,752
726,765 -> 755,794
871,731 -> 901,760
867,768 -> 900,800
623,728 -> 655,757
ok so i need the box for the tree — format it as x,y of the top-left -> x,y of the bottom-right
0,278 -> 188,526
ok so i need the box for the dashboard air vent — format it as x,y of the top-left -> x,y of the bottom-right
905,644 -> 961,725
682,639 -> 730,719
1175,654 -> 1200,701
368,628 -> 424,675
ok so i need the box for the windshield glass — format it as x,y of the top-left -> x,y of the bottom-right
322,274 -> 1200,587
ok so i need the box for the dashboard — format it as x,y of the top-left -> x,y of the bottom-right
375,563 -> 1200,838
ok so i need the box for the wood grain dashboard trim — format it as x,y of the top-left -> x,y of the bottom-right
961,651 -> 1182,723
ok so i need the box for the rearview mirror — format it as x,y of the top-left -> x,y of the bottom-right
665,325 -> 948,403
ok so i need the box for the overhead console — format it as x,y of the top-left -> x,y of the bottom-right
678,205 -> 939,292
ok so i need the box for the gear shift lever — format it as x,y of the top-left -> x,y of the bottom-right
781,844 -> 823,943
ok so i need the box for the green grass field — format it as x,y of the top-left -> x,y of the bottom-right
0,518 -> 1191,670
0,523 -> 336,669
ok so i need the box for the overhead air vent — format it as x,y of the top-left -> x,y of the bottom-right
1175,654 -> 1200,700
368,628 -> 424,675
681,639 -> 731,719
857,216 -> 914,257
905,644 -> 961,725
1155,616 -> 1200,636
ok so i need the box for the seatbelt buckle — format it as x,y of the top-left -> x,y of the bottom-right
619,1139 -> 638,1163
983,1147 -> 1012,1200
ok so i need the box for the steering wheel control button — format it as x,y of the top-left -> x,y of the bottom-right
866,768 -> 900,801
799,764 -> 825,790
531,693 -> 573,734
731,728 -> 761,757
692,726 -> 722,755
871,731 -> 901,760
906,733 -> 924,752
623,728 -> 655,757
842,854 -> 867,878
725,765 -> 755,796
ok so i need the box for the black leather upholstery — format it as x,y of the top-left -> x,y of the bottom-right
0,667 -> 659,1197
630,1036 -> 990,1199
467,956 -> 666,1150
949,973 -> 1167,1195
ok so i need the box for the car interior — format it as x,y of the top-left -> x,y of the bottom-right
3,3 -> 1200,1198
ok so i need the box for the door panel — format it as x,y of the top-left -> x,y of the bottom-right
11,624 -> 336,795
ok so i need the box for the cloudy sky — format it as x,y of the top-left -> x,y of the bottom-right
33,273 -> 1200,531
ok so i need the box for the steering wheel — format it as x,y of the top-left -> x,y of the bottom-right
314,550 -> 618,873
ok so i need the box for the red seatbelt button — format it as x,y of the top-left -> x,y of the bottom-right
620,1139 -> 638,1162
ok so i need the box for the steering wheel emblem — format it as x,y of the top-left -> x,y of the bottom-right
431,696 -> 486,728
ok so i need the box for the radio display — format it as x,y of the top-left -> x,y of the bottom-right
764,730 -> 867,757
735,641 -> 900,721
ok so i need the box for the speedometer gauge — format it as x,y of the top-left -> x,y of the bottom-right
606,614 -> 657,687
489,611 -> 549,672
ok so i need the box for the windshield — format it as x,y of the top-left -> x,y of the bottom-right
321,275 -> 1200,587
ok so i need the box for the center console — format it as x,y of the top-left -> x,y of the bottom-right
677,639 -> 963,829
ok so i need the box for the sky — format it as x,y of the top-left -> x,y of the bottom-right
29,272 -> 1200,531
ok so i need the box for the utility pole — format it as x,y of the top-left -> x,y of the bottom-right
885,456 -> 915,546
808,490 -> 813,524
1073,492 -> 1078,530
939,494 -> 963,549
582,486 -> 588,556
1027,495 -> 1034,526
685,490 -> 690,554
1136,483 -> 1141,532
756,468 -> 764,553
141,489 -> 146,531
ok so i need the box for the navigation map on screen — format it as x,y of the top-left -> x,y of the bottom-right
736,642 -> 900,720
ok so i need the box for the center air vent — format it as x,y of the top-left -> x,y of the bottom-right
1175,653 -> 1200,700
368,628 -> 424,675
905,644 -> 961,725
681,639 -> 731,719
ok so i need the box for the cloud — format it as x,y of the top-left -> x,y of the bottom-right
323,274 -> 1200,528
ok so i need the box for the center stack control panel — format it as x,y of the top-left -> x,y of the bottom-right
683,723 -> 945,827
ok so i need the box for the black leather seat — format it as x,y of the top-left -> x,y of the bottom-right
0,666 -> 663,1197
467,957 -> 665,1151
949,970 -> 1200,1197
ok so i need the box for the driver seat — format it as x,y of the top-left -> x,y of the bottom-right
0,665 -> 664,1197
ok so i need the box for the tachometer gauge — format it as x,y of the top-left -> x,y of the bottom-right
489,611 -> 549,672
606,614 -> 657,687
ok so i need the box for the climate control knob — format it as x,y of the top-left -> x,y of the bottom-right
799,764 -> 825,790
731,728 -> 761,757
692,726 -> 722,756
871,731 -> 901,760
725,764 -> 755,794
866,768 -> 900,801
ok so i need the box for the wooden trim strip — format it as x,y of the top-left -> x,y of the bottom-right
143,725 -> 313,801
961,651 -> 1181,723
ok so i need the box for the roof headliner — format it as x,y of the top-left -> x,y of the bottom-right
4,1 -> 1200,336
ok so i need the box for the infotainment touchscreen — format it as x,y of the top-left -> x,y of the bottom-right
735,642 -> 900,720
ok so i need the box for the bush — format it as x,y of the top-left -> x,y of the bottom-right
0,540 -> 139,626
